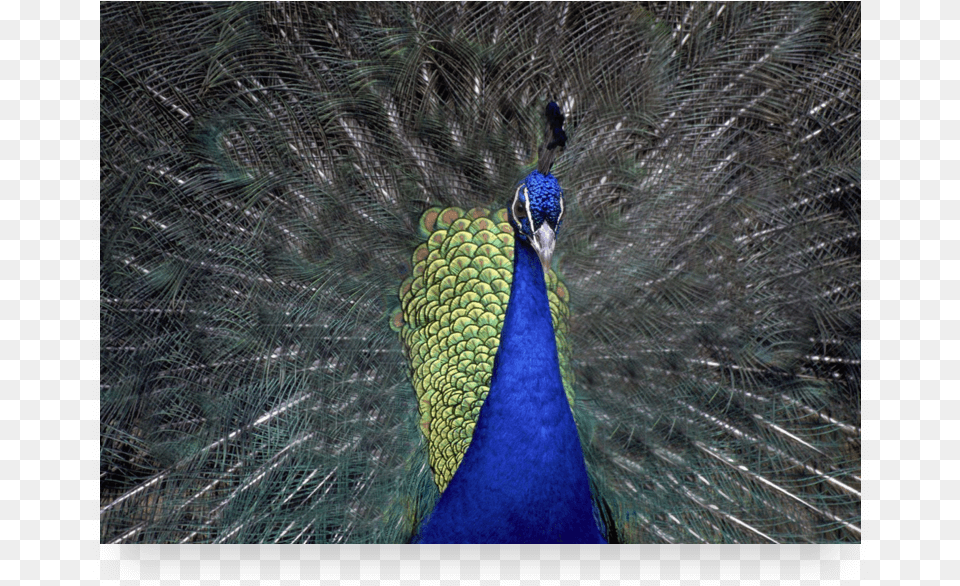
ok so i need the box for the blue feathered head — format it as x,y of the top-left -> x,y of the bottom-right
508,170 -> 564,270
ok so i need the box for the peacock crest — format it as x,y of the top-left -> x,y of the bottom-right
392,205 -> 574,491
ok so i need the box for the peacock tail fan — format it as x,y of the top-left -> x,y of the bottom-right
392,206 -> 574,492
102,2 -> 859,543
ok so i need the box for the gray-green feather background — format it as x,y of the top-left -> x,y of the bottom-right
100,2 -> 860,543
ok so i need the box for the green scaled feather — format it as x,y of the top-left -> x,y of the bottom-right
392,206 -> 574,492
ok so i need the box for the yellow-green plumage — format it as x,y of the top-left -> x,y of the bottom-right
392,206 -> 574,492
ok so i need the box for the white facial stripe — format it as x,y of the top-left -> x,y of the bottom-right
523,187 -> 533,228
557,193 -> 564,225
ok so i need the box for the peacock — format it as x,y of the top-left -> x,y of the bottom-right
404,104 -> 607,543
100,2 -> 861,544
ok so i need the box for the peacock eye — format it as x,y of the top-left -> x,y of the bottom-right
513,199 -> 527,219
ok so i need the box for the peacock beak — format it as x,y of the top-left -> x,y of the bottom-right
530,223 -> 556,272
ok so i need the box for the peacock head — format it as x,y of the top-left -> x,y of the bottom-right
509,170 -> 565,271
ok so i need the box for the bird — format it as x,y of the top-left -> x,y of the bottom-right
100,2 -> 861,544
402,103 -> 604,543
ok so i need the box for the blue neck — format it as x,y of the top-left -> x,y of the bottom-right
415,239 -> 605,543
